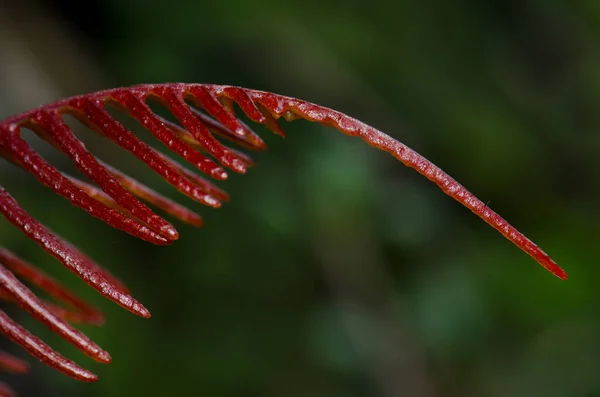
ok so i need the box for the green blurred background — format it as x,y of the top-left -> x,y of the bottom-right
0,0 -> 598,396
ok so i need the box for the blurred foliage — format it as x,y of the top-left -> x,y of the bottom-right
0,0 -> 599,396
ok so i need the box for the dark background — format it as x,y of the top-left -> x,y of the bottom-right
0,0 -> 598,396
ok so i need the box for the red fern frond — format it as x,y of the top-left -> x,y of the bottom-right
0,83 -> 566,385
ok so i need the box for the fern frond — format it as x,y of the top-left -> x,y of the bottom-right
0,83 -> 566,384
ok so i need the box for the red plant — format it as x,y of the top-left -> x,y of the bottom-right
0,83 -> 566,389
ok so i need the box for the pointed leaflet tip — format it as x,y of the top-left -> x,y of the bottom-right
531,248 -> 567,280
160,224 -> 179,240
203,195 -> 221,208
134,302 -> 151,319
212,168 -> 228,180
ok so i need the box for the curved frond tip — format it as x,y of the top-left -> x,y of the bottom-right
0,83 -> 566,384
